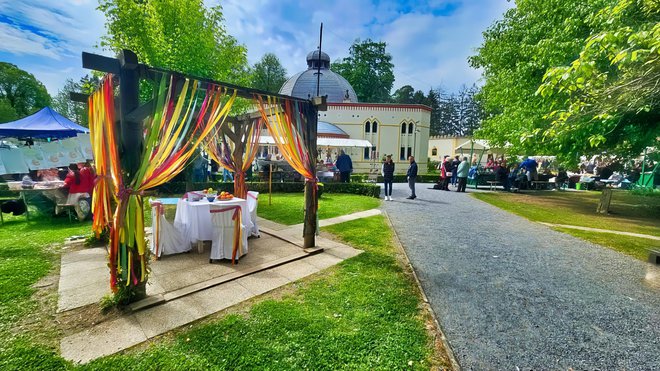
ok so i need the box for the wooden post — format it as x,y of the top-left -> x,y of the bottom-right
118,49 -> 147,301
303,101 -> 320,249
597,187 -> 613,214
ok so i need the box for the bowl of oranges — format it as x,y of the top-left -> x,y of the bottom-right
217,191 -> 234,201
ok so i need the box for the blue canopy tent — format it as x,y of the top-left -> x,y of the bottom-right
0,107 -> 89,139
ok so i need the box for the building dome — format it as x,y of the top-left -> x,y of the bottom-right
279,50 -> 358,103
318,121 -> 348,138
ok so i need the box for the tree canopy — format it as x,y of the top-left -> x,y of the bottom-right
331,39 -> 395,103
52,75 -> 100,127
0,62 -> 51,123
537,0 -> 660,160
250,53 -> 288,93
471,0 -> 658,164
98,0 -> 249,84
469,0 -> 611,163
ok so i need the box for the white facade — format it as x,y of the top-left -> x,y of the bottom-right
428,136 -> 506,165
321,103 -> 431,174
427,136 -> 471,162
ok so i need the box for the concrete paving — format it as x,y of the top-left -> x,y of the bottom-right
539,222 -> 660,241
383,183 -> 660,370
59,216 -> 363,364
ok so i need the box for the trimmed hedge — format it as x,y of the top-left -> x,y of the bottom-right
155,181 -> 381,198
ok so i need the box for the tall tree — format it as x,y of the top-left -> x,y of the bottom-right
0,62 -> 51,120
52,75 -> 100,127
537,0 -> 660,160
331,39 -> 395,103
0,98 -> 18,123
251,53 -> 288,93
392,85 -> 415,104
469,0 -> 610,163
99,0 -> 249,85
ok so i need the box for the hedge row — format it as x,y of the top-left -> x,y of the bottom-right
155,181 -> 381,198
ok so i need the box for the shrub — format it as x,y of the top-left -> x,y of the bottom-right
155,181 -> 381,198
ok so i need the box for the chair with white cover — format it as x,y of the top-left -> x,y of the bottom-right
149,199 -> 189,258
209,204 -> 248,262
246,191 -> 260,237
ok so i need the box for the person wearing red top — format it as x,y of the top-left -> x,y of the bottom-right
79,160 -> 95,195
60,163 -> 91,220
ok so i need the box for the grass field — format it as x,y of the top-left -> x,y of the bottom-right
473,190 -> 660,260
1,195 -> 445,369
0,214 -> 92,370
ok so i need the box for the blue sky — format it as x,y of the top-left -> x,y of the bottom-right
0,0 -> 512,97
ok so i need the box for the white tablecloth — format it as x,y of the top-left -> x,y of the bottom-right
174,197 -> 251,246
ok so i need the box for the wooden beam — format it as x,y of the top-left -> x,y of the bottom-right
125,99 -> 154,122
69,92 -> 89,103
82,52 -> 120,74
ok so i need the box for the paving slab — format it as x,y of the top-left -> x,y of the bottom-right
61,316 -> 147,364
236,270 -> 292,296
270,259 -> 320,281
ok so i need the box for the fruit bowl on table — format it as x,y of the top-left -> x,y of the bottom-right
217,196 -> 234,201
207,196 -> 216,202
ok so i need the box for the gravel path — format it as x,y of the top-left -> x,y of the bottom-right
382,183 -> 660,370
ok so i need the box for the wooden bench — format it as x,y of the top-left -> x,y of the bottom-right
486,180 -> 501,191
531,180 -> 552,190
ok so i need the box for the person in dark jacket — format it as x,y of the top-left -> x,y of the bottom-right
335,150 -> 353,183
406,156 -> 418,199
451,155 -> 460,186
495,161 -> 510,191
440,155 -> 451,191
381,155 -> 395,201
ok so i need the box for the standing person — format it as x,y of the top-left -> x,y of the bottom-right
520,156 -> 538,182
335,150 -> 353,183
406,155 -> 418,199
495,161 -> 510,191
456,156 -> 469,192
451,155 -> 460,187
441,155 -> 451,191
382,154 -> 395,201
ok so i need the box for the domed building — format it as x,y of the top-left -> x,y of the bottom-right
279,51 -> 358,103
265,50 -> 431,175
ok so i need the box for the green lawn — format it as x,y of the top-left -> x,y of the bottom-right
0,214 -> 92,369
473,191 -> 660,261
257,193 -> 381,225
1,196 -> 444,369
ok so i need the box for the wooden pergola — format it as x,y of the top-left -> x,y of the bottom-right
74,49 -> 326,299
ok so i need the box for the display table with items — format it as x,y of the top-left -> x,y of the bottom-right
3,180 -> 70,220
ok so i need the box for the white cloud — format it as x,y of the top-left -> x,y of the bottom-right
0,23 -> 61,60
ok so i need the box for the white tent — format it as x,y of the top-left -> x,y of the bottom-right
259,136 -> 372,148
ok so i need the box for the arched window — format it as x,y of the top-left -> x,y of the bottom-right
364,121 -> 371,133
372,122 -> 378,133
408,122 -> 414,134
401,123 -> 407,134
431,147 -> 437,156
